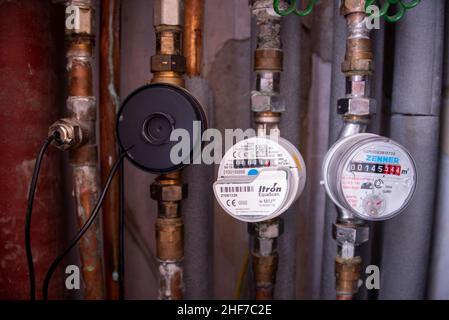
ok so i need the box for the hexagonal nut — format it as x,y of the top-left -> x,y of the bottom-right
256,71 -> 281,92
48,118 -> 87,151
248,220 -> 283,239
151,54 -> 186,73
337,97 -> 376,116
153,0 -> 183,26
65,3 -> 95,36
333,223 -> 369,246
251,93 -> 285,112
150,183 -> 187,202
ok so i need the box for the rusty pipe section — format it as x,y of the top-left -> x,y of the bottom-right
332,0 -> 374,300
249,220 -> 282,300
249,0 -> 286,300
149,0 -> 186,300
99,0 -> 121,300
183,0 -> 203,76
150,171 -> 187,300
48,0 -> 104,299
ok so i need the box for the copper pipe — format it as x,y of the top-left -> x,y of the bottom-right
100,0 -> 121,300
252,253 -> 278,300
65,0 -> 105,299
183,0 -> 203,76
150,0 -> 186,300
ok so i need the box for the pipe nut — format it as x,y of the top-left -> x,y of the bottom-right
151,54 -> 186,73
153,0 -> 183,26
251,93 -> 286,113
248,219 -> 283,239
333,223 -> 369,246
151,183 -> 188,202
337,97 -> 375,116
48,118 -> 88,151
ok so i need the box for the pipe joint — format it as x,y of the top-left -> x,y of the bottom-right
333,222 -> 369,248
48,118 -> 89,151
335,255 -> 363,298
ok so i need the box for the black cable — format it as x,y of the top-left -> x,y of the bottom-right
25,136 -> 55,300
118,157 -> 125,300
42,151 -> 127,300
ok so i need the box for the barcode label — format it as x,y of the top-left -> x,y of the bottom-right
220,186 -> 254,193
223,169 -> 245,175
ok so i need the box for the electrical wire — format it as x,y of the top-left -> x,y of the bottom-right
42,151 -> 127,300
25,135 -> 55,300
118,158 -> 125,300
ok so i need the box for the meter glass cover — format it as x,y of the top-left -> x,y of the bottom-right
338,140 -> 417,220
214,136 -> 306,222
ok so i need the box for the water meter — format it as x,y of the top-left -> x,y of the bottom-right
322,133 -> 417,221
213,136 -> 306,222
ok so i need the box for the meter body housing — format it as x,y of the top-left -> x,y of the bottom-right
322,133 -> 417,221
116,83 -> 207,173
214,136 -> 306,223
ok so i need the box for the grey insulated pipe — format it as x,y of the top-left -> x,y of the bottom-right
378,0 -> 445,300
428,2 -> 449,300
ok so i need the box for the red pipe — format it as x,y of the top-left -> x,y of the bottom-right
0,0 -> 64,299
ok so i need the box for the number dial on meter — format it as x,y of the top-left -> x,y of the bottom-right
213,136 -> 306,223
322,133 -> 417,221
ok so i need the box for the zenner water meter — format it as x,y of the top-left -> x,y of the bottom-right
213,136 -> 306,222
322,133 -> 417,221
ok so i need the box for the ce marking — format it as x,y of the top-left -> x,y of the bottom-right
226,199 -> 236,207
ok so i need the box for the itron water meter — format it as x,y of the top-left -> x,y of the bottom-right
214,136 -> 306,222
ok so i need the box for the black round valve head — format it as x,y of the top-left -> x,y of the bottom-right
117,83 -> 207,173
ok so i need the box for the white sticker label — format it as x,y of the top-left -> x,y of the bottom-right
214,170 -> 289,216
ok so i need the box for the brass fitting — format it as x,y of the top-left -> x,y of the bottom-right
156,217 -> 184,262
49,118 -> 89,151
151,2 -> 185,87
150,182 -> 188,203
254,50 -> 283,71
341,0 -> 373,75
251,93 -> 285,113
151,54 -> 186,73
335,255 -> 363,299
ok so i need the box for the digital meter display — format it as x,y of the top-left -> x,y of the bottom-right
213,136 -> 306,223
348,162 -> 402,176
233,159 -> 272,168
322,133 -> 417,221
